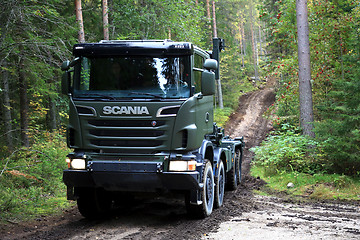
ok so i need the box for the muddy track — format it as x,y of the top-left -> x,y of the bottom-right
2,87 -> 359,240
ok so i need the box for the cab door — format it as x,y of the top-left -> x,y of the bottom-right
193,53 -> 214,137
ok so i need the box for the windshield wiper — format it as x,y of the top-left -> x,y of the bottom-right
76,93 -> 116,100
129,92 -> 164,99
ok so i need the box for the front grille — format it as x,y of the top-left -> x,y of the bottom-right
89,129 -> 164,137
85,119 -> 167,149
90,139 -> 162,147
88,120 -> 165,127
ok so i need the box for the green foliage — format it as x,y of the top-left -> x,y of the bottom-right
251,124 -> 323,175
220,48 -> 256,109
0,132 -> 72,222
111,0 -> 205,46
251,165 -> 360,200
260,0 -> 360,175
214,107 -> 233,127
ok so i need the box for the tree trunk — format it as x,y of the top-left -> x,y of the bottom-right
102,0 -> 109,40
250,1 -> 259,81
334,3 -> 344,80
206,0 -> 212,45
48,97 -> 57,132
212,1 -> 223,109
108,0 -> 116,39
1,59 -> 14,150
241,21 -> 246,57
239,23 -> 244,67
259,25 -> 263,58
212,1 -> 217,38
75,0 -> 85,43
296,0 -> 315,137
18,47 -> 30,147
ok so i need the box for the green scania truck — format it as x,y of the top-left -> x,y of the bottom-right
61,38 -> 244,219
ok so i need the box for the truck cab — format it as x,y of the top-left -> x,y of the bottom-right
61,39 -> 244,219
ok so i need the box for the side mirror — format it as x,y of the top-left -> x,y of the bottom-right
203,59 -> 218,71
61,58 -> 79,95
61,72 -> 70,95
61,58 -> 79,71
61,60 -> 70,71
61,60 -> 70,95
201,70 -> 216,96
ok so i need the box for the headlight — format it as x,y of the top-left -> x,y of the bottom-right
169,160 -> 197,171
70,158 -> 86,170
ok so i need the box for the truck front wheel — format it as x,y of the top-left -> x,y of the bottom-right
77,187 -> 112,219
186,161 -> 214,218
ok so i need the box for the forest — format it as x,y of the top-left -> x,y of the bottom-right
0,0 -> 359,221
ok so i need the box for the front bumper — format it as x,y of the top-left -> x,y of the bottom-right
63,160 -> 201,193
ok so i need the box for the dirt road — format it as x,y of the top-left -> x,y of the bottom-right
1,88 -> 359,240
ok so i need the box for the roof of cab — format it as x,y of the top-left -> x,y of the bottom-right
73,40 -> 194,57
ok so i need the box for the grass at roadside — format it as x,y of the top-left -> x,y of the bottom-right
251,165 -> 360,201
0,132 -> 74,224
214,107 -> 233,127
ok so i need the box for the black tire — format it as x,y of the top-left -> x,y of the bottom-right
214,160 -> 225,208
236,150 -> 242,185
77,188 -> 112,219
226,149 -> 241,190
186,161 -> 214,218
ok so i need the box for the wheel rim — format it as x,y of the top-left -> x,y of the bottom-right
219,166 -> 225,202
205,171 -> 214,209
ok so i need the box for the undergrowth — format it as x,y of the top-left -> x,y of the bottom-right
251,165 -> 360,201
0,132 -> 73,223
250,123 -> 360,201
214,107 -> 233,127
250,124 -> 325,175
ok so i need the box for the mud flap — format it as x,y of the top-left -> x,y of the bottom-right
66,186 -> 76,200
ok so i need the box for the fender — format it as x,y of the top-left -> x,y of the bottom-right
212,147 -> 226,176
199,139 -> 214,162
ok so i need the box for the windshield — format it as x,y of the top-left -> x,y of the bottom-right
73,56 -> 191,99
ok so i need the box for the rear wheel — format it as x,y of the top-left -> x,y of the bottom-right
186,161 -> 214,218
214,160 -> 225,208
77,188 -> 112,219
236,150 -> 242,185
226,149 -> 241,190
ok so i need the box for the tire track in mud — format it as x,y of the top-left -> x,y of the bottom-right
205,195 -> 360,240
225,88 -> 275,177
